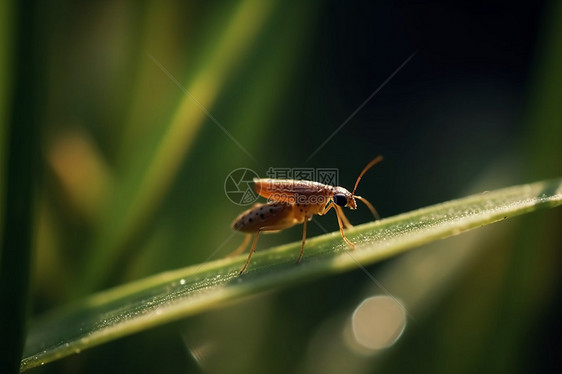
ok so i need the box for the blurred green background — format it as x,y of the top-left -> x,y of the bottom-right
1,0 -> 561,373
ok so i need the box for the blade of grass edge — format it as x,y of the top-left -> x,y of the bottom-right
21,177 -> 562,372
1,1 -> 39,373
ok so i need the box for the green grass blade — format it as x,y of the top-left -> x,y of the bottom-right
21,178 -> 562,371
1,2 -> 39,372
78,0 -> 276,295
0,0 -> 15,249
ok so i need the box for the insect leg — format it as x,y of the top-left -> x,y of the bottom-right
319,202 -> 355,248
239,231 -> 261,275
237,217 -> 300,274
333,204 -> 355,249
297,219 -> 308,263
228,233 -> 252,257
335,205 -> 353,229
319,201 -> 335,215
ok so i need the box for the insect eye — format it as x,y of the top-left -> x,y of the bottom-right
333,194 -> 347,207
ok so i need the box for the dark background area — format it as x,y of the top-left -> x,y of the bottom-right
2,0 -> 560,373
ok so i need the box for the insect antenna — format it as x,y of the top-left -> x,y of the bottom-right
351,155 -> 383,196
351,155 -> 383,220
355,196 -> 380,220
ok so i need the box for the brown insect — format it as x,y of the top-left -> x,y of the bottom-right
231,156 -> 383,274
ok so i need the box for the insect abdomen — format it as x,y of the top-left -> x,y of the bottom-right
232,202 -> 296,233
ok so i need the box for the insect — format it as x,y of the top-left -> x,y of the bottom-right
231,156 -> 383,274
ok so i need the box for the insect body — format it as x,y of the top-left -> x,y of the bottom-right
231,156 -> 383,274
